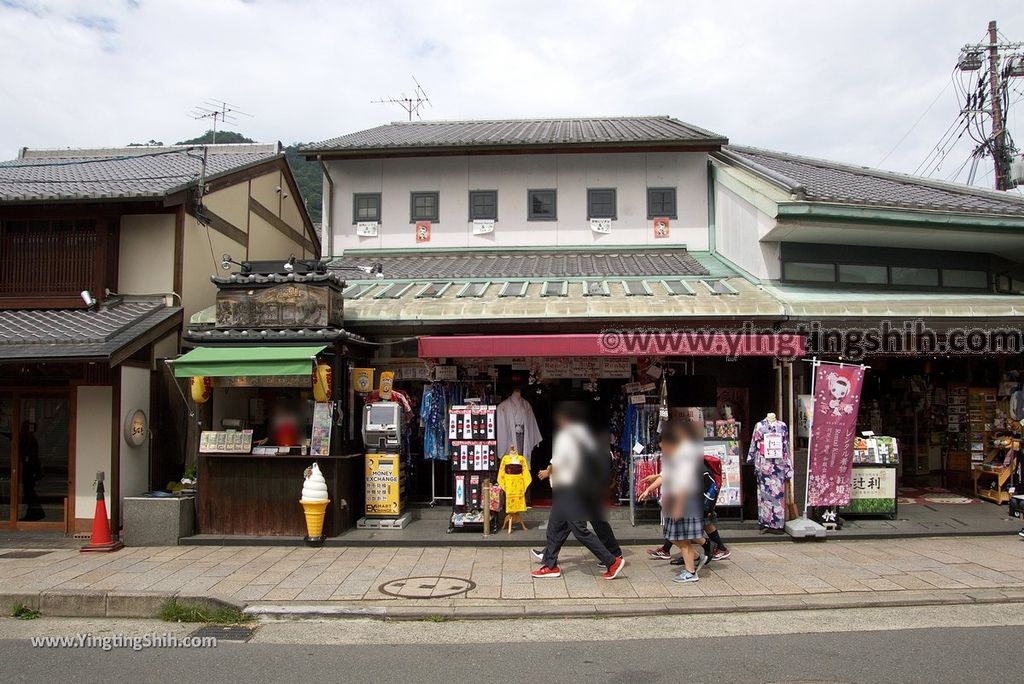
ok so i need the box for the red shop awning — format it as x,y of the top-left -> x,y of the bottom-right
418,333 -> 804,359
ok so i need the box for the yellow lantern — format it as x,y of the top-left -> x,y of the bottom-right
190,376 -> 212,404
312,362 -> 333,402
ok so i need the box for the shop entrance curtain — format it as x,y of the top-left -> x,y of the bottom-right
172,346 -> 326,377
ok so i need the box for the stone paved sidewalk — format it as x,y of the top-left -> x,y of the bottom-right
1,536 -> 1022,613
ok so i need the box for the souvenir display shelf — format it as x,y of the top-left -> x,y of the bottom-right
447,404 -> 500,532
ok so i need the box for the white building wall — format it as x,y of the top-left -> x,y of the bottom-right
324,151 -> 710,252
118,366 -> 151,507
714,184 -> 781,280
75,385 -> 112,522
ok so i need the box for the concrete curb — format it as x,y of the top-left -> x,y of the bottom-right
1,589 -> 244,619
5,586 -> 1024,622
243,586 -> 1024,622
185,528 -> 1022,548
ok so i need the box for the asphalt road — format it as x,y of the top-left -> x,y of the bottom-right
1,604 -> 1021,683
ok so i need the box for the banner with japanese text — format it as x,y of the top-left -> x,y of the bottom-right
807,364 -> 865,506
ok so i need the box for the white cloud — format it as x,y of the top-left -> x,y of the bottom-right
1,0 -> 1022,186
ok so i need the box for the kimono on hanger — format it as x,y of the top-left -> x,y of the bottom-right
747,418 -> 793,530
419,383 -> 449,461
497,452 -> 532,513
496,392 -> 542,467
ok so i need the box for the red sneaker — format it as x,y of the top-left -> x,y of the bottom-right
712,548 -> 731,561
531,565 -> 562,579
602,556 -> 625,580
647,547 -> 671,560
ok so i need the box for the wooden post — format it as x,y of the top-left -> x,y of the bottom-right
483,479 -> 491,536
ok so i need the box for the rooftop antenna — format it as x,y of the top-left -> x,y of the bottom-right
372,77 -> 431,121
189,99 -> 253,143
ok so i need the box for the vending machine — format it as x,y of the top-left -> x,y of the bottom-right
360,401 -> 408,523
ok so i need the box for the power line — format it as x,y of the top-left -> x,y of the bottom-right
878,78 -> 952,166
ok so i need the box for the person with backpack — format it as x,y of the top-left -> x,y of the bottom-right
531,401 -> 625,580
651,418 -> 707,583
643,450 -> 731,563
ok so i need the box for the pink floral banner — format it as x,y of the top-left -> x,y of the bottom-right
807,364 -> 865,507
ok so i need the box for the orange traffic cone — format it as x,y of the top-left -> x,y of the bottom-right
81,477 -> 123,553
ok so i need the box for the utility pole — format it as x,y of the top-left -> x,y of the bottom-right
986,21 -> 1007,191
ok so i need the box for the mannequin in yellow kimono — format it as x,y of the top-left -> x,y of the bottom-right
498,449 -> 532,532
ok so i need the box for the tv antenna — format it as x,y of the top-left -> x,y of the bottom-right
372,77 -> 431,121
190,100 -> 253,143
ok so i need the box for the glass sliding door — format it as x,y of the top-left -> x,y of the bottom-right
0,396 -> 11,524
16,397 -> 69,524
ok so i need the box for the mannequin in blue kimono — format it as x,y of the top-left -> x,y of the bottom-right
747,413 -> 792,532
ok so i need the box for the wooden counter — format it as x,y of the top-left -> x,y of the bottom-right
197,452 -> 363,537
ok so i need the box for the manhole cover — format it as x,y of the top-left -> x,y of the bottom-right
189,625 -> 257,642
379,576 -> 476,599
0,551 -> 52,559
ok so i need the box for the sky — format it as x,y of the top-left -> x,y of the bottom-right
1,0 -> 1023,189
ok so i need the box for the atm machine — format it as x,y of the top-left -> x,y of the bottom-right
359,401 -> 409,526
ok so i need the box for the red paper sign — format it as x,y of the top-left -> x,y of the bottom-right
415,220 -> 431,242
807,364 -> 865,507
652,217 -> 670,239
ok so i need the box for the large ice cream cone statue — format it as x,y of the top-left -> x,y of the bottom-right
300,462 -> 330,545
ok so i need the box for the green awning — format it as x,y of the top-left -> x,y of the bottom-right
172,345 -> 326,377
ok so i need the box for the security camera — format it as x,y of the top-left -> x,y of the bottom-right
221,253 -> 234,271
80,290 -> 97,310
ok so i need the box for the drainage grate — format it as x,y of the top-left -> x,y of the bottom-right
0,550 -> 53,559
189,625 -> 257,642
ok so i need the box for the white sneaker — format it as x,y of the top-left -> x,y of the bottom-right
693,548 -> 708,574
530,548 -> 545,563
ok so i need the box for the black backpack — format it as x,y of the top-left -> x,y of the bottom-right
574,433 -> 611,505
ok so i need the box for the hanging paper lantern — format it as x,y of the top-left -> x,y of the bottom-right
312,362 -> 333,402
190,376 -> 212,404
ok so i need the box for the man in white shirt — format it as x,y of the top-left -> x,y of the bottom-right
531,402 -> 625,580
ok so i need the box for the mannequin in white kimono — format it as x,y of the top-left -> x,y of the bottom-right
496,388 -> 542,467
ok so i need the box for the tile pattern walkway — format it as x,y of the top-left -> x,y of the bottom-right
0,537 -> 1022,606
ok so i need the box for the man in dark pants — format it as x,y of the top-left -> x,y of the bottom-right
531,402 -> 625,580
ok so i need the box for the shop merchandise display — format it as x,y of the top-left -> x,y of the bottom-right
497,450 -> 532,513
972,434 -> 1020,504
747,415 -> 793,531
449,404 -> 500,530
496,388 -> 542,466
420,382 -> 459,461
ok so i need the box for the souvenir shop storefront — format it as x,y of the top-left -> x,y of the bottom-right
356,332 -> 804,534
777,300 -> 1024,519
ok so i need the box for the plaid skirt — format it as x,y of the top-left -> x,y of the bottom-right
663,516 -> 704,541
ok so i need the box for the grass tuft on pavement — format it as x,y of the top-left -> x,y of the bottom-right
11,604 -> 41,620
158,600 -> 245,625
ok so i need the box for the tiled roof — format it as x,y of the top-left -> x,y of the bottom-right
339,277 -> 781,328
0,296 -> 181,363
717,145 -> 1024,216
303,117 -> 727,154
329,249 -> 710,280
0,143 -> 282,203
184,327 -> 367,346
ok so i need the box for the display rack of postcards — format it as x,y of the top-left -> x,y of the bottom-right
968,388 -> 998,466
447,403 -> 499,532
946,384 -> 970,476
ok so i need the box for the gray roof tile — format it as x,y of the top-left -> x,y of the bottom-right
304,117 -> 727,154
329,249 -> 710,280
0,143 -> 282,203
0,296 -> 181,362
719,145 -> 1024,216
